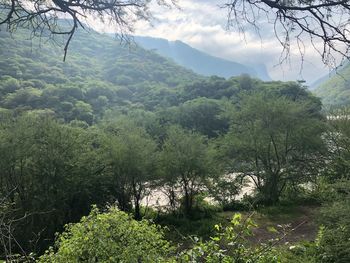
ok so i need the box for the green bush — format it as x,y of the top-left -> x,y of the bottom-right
157,214 -> 219,243
277,242 -> 317,263
187,194 -> 222,219
39,206 -> 172,263
316,200 -> 350,263
178,213 -> 280,263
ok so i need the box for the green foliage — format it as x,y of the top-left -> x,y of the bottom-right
314,63 -> 350,106
159,126 -> 215,215
316,192 -> 350,263
277,242 -> 317,263
0,114 -> 108,254
183,194 -> 222,219
1,20 -> 345,263
100,119 -> 158,219
157,214 -> 220,243
168,98 -> 229,137
39,207 -> 172,263
220,88 -> 326,204
0,28 -> 201,123
178,213 -> 279,263
208,176 -> 243,209
324,108 -> 350,182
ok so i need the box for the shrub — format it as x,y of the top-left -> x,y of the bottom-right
39,206 -> 172,263
316,200 -> 350,263
277,242 -> 317,263
178,213 -> 280,263
187,194 -> 222,219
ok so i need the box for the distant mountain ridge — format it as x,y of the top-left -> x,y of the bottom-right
134,36 -> 271,81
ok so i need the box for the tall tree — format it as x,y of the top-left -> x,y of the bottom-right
173,98 -> 229,138
221,90 -> 326,204
101,119 -> 158,219
0,113 -> 104,254
324,107 -> 350,182
159,126 -> 214,215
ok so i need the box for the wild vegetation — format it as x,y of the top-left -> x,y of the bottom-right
313,63 -> 350,107
0,23 -> 350,263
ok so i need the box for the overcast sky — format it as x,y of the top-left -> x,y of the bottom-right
97,0 -> 336,84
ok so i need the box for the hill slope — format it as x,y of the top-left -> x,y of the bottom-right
313,62 -> 350,106
135,36 -> 271,81
0,27 -> 202,123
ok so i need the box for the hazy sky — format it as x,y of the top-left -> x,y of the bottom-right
98,0 -> 336,84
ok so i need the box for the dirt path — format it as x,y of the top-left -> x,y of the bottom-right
248,206 -> 319,244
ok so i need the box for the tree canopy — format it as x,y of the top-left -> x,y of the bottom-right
220,89 -> 326,204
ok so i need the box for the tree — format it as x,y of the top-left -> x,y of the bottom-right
0,113 -> 106,254
317,196 -> 350,263
207,176 -> 243,209
221,89 -> 326,204
0,0 -> 174,60
173,98 -> 229,138
159,126 -> 214,215
324,107 -> 350,182
101,119 -> 158,219
223,0 -> 350,65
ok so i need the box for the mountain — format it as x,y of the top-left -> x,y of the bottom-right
135,36 -> 271,81
312,62 -> 350,106
0,26 -> 202,123
309,74 -> 333,91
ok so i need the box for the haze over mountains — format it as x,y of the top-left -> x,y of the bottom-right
135,36 -> 271,81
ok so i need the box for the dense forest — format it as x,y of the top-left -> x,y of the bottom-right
1,23 -> 350,263
0,27 -> 201,123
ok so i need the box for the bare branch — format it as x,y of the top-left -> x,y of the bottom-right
223,0 -> 350,66
0,0 -> 176,60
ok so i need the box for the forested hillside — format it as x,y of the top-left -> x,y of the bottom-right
313,62 -> 350,106
0,27 -> 202,124
0,25 -> 288,126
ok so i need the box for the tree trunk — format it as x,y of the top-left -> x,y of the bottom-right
263,173 -> 280,205
184,190 -> 191,216
134,198 -> 141,220
166,186 -> 177,214
117,189 -> 132,212
182,179 -> 192,216
132,180 -> 142,220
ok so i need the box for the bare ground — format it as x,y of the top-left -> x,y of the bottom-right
220,205 -> 319,245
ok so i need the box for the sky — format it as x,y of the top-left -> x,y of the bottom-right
97,0 -> 337,84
